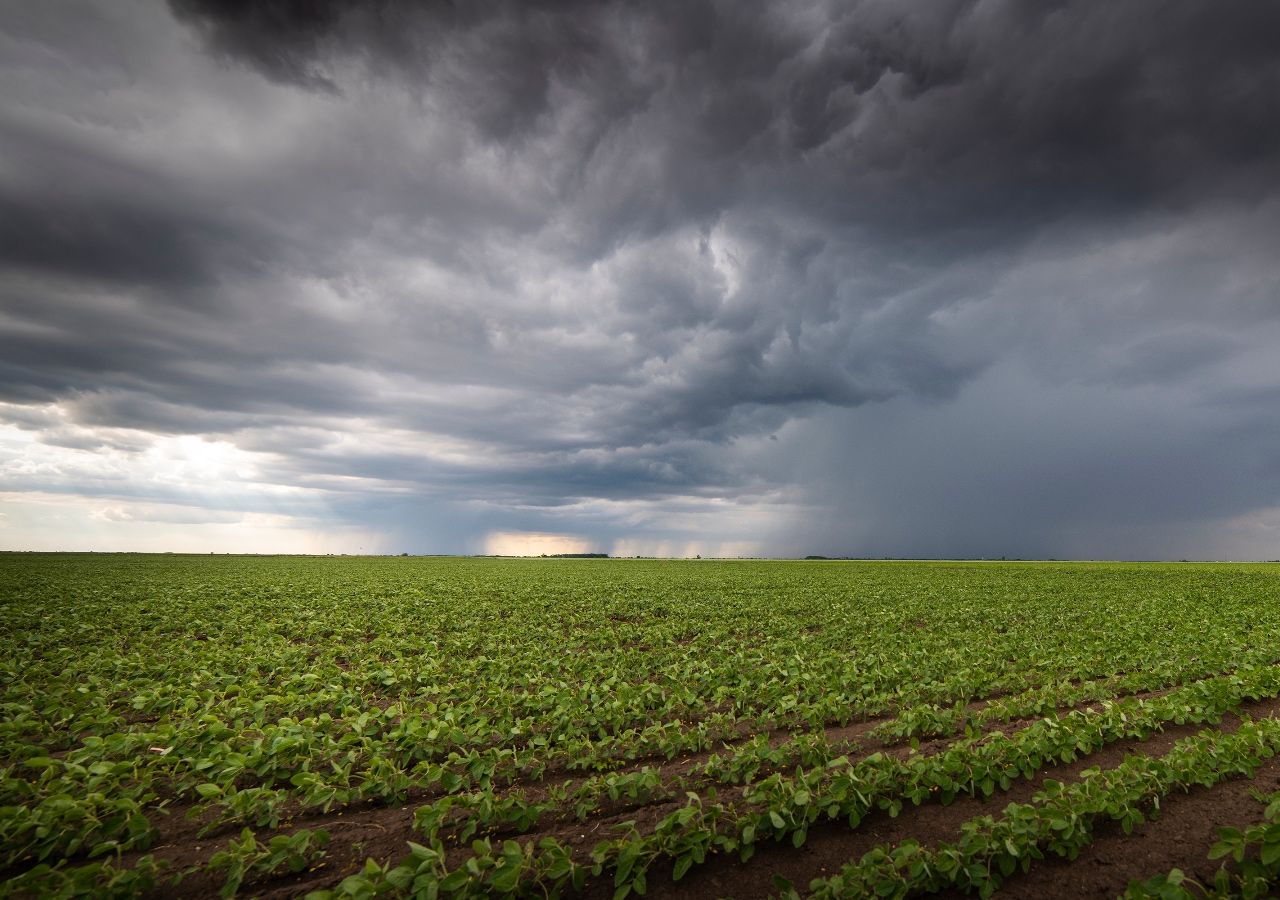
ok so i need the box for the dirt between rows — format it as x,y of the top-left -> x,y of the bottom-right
120,703 -> 952,896
142,672 -> 1170,859
116,687 -> 1280,899
982,745 -> 1280,898
652,694 -> 1280,899
128,688 -> 930,875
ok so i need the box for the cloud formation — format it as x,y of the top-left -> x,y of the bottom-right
1,0 -> 1278,556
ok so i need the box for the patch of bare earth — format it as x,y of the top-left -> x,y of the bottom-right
119,687 -> 1278,899
983,750 -> 1280,898
638,695 -> 1280,900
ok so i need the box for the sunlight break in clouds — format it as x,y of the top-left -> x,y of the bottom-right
483,532 -> 595,557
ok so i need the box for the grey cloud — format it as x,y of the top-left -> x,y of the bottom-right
1103,332 -> 1241,389
93,504 -> 245,525
1,0 -> 1279,556
0,105 -> 282,290
166,0 -> 359,91
770,361 -> 1280,560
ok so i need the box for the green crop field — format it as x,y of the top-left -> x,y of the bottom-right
4,554 -> 1280,899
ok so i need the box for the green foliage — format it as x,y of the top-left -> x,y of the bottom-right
3,554 -> 1280,894
208,827 -> 329,898
810,718 -> 1280,898
1124,791 -> 1280,898
0,853 -> 165,898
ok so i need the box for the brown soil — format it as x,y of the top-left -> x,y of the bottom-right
632,696 -> 1280,900
51,683 -> 1280,900
984,749 -> 1280,898
117,700 -> 1003,896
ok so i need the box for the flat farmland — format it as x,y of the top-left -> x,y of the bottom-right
4,554 -> 1280,899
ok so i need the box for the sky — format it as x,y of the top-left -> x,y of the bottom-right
1,0 -> 1279,559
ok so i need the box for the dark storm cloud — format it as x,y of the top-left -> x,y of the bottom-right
170,0 -> 1280,204
2,0 -> 1279,555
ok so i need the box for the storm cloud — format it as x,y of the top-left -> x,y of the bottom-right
1,0 -> 1279,556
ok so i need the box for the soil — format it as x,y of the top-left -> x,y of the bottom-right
51,687 -> 1280,899
629,695 -> 1280,899
984,749 -> 1280,898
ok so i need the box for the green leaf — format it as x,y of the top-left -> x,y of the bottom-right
439,870 -> 471,891
1261,840 -> 1280,867
672,856 -> 693,881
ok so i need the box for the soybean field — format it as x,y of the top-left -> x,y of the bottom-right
4,554 -> 1280,899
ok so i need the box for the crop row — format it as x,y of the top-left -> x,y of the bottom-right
7,555 -> 1280,896
803,716 -> 1280,898
9,660 -> 1280,895
1124,790 -> 1280,899
198,663 -> 1280,899
11,652 -> 1280,884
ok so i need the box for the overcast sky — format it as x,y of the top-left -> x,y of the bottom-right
2,0 -> 1279,558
